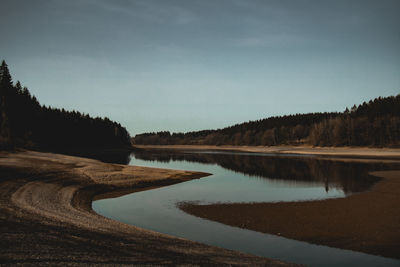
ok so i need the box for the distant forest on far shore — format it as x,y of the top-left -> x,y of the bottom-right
134,94 -> 400,147
0,60 -> 131,150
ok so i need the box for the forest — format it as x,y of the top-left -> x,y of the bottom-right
0,60 -> 131,151
2,58 -> 398,150
133,94 -> 400,147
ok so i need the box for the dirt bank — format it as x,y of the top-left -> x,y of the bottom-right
0,150 -> 298,266
180,170 -> 400,259
134,145 -> 400,159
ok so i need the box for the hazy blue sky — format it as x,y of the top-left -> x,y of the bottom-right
1,0 -> 399,135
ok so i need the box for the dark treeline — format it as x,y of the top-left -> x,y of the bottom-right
134,94 -> 400,147
0,60 -> 131,150
132,149 -> 398,193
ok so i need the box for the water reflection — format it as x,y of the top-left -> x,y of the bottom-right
131,149 -> 396,194
93,149 -> 400,267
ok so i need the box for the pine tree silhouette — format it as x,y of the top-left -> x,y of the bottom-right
0,60 -> 131,150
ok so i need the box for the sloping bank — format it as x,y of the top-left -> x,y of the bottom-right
0,150 -> 300,266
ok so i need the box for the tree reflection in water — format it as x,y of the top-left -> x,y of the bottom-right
131,149 -> 400,194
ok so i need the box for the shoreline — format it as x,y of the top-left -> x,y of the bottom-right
136,146 -> 400,259
134,145 -> 400,259
180,170 -> 400,259
133,144 -> 400,159
0,150 -> 297,266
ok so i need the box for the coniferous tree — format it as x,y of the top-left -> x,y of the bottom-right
0,60 -> 12,141
0,60 -> 13,88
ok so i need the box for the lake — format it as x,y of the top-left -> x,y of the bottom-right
93,149 -> 400,267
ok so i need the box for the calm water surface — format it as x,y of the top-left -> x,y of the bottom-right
93,150 -> 400,267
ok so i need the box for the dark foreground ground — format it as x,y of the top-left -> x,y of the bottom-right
0,151 -> 299,266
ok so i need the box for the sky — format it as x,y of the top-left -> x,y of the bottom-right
1,0 -> 399,135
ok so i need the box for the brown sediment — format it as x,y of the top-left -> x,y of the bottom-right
0,150 -> 299,266
134,144 -> 400,159
180,170 -> 400,259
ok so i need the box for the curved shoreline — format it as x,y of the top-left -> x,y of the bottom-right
135,145 -> 400,258
0,150 -> 297,266
180,169 -> 400,259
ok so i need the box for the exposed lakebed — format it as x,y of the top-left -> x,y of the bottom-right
93,149 -> 400,267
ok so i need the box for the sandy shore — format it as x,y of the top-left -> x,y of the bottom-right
134,145 -> 400,159
0,150 -> 299,266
